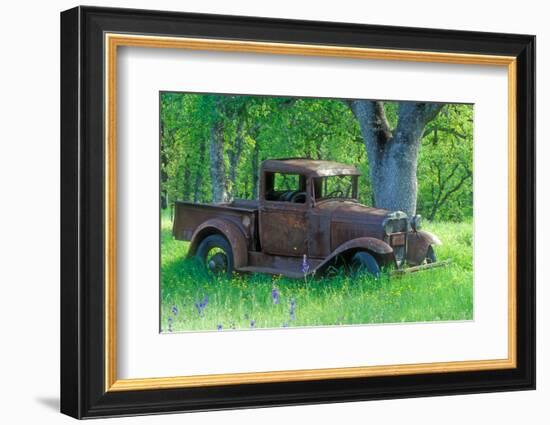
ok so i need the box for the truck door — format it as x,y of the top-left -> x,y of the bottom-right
259,172 -> 308,256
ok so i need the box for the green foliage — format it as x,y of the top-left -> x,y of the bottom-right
160,93 -> 473,221
416,104 -> 474,221
273,173 -> 301,191
160,213 -> 473,332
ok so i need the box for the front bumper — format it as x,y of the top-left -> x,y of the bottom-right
390,259 -> 451,276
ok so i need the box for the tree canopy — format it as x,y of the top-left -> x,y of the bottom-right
160,92 -> 473,222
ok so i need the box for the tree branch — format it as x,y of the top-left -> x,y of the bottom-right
346,100 -> 392,147
420,103 -> 445,123
438,168 -> 472,207
396,102 -> 444,143
424,126 -> 467,140
374,101 -> 392,140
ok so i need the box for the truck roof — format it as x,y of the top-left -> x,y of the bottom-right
261,158 -> 361,177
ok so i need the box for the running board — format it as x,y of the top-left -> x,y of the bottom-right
237,266 -> 305,279
239,260 -> 450,279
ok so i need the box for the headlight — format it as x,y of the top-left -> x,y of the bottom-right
411,214 -> 422,231
383,220 -> 393,236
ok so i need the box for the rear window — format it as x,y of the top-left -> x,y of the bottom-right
273,173 -> 300,191
264,172 -> 306,203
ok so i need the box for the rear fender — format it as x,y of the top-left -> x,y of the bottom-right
188,218 -> 248,268
406,230 -> 442,266
314,237 -> 394,275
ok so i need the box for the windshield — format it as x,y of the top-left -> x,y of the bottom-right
313,175 -> 358,201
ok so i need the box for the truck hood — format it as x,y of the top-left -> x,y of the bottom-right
314,200 -> 391,225
314,200 -> 405,249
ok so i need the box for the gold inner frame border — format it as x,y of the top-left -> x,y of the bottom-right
104,33 -> 517,392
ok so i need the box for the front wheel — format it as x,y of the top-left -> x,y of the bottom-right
425,245 -> 437,264
350,251 -> 380,278
195,234 -> 234,278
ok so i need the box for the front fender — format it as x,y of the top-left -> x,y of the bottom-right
188,218 -> 248,268
314,237 -> 394,275
406,230 -> 442,266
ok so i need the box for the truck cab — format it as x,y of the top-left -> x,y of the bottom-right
259,159 -> 358,258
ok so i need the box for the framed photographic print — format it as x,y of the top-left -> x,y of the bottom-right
60,6 -> 535,419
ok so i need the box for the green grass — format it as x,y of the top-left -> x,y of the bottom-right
160,213 -> 473,332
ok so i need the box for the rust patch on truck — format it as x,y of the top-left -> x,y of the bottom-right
173,158 -> 443,278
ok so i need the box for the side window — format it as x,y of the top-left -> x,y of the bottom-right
264,172 -> 307,203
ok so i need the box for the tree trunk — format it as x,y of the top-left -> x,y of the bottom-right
251,141 -> 260,200
159,121 -> 170,209
181,153 -> 191,201
209,99 -> 228,203
349,100 -> 442,217
227,122 -> 245,201
372,134 -> 420,216
193,139 -> 206,203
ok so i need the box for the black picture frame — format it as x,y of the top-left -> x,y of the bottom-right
61,5 -> 535,419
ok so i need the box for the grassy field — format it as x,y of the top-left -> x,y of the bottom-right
160,213 -> 473,332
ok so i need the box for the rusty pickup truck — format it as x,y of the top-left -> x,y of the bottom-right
172,158 -> 442,278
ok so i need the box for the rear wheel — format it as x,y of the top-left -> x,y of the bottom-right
196,234 -> 234,278
350,251 -> 380,278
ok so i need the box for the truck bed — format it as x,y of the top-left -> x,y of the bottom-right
172,200 -> 258,244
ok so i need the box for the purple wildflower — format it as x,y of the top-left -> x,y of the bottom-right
171,305 -> 178,315
194,295 -> 209,316
250,320 -> 255,328
217,324 -> 222,331
301,254 -> 310,275
289,298 -> 296,321
271,287 -> 280,304
167,316 -> 173,332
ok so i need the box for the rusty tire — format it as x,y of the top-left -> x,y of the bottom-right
426,245 -> 436,264
196,234 -> 234,278
351,251 -> 380,278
